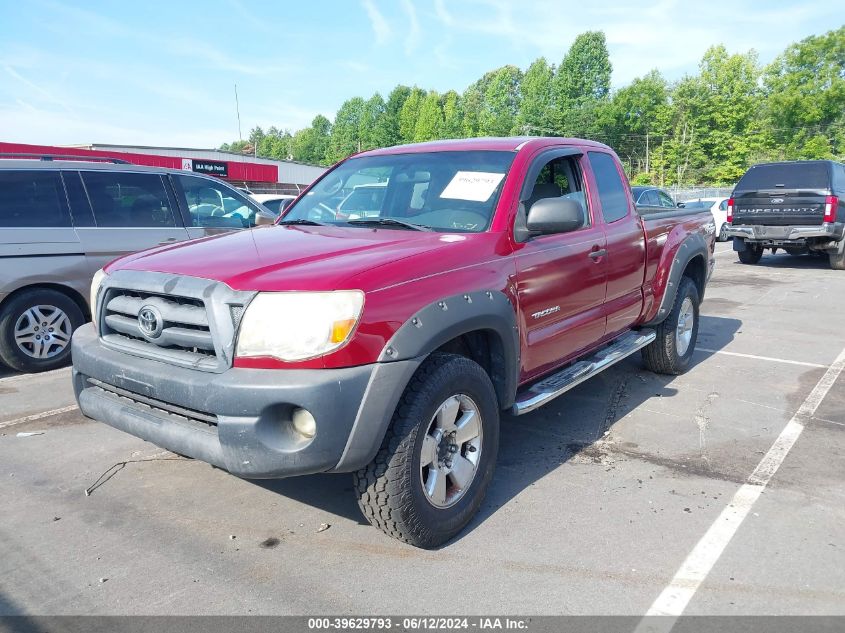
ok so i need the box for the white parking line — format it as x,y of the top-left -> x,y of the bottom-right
0,405 -> 79,430
640,344 -> 845,622
0,367 -> 71,384
695,347 -> 828,369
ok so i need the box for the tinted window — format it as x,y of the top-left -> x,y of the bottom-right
735,162 -> 831,191
719,199 -> 728,211
641,190 -> 660,206
259,199 -> 285,215
81,172 -> 177,228
657,191 -> 675,208
588,152 -> 629,223
0,170 -> 70,228
61,171 -> 95,227
177,175 -> 260,228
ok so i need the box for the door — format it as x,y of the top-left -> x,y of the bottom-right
585,152 -> 647,338
72,170 -> 190,274
514,151 -> 608,381
172,174 -> 267,238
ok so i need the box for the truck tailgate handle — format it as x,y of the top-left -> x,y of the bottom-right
588,248 -> 607,260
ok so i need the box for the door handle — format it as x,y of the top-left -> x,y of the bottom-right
588,248 -> 607,260
158,238 -> 179,245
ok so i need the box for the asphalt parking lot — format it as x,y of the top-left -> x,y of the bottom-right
1,241 -> 843,616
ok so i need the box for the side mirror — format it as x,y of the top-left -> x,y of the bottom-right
254,210 -> 276,226
677,202 -> 685,208
526,198 -> 585,235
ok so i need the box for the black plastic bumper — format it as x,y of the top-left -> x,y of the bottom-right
72,325 -> 421,478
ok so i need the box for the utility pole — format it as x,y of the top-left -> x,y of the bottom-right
234,83 -> 243,142
645,131 -> 650,175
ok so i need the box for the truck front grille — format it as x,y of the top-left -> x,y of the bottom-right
96,271 -> 257,373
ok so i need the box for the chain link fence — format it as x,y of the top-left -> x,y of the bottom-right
667,186 -> 734,202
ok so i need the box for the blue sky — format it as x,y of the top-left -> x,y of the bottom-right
0,0 -> 840,148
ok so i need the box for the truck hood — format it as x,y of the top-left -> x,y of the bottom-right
111,225 -> 482,292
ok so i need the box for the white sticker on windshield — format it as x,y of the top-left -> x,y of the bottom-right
439,171 -> 505,202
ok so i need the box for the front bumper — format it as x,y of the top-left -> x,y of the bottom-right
726,223 -> 844,245
72,324 -> 421,478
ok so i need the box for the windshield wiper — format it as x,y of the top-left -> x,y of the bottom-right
346,218 -> 432,232
277,218 -> 325,226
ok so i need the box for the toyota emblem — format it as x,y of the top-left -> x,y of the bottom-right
138,305 -> 164,339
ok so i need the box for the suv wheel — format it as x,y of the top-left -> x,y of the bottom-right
829,241 -> 845,270
642,276 -> 700,375
354,353 -> 499,548
718,223 -> 728,242
737,244 -> 763,265
0,289 -> 85,373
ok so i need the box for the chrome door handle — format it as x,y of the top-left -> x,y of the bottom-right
589,248 -> 607,260
158,238 -> 179,245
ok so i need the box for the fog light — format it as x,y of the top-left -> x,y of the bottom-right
292,408 -> 317,438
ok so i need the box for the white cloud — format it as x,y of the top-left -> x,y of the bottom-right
401,0 -> 422,55
361,0 -> 392,45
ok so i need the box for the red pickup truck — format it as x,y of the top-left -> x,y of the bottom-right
72,137 -> 715,547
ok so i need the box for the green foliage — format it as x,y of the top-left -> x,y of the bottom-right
219,27 -> 845,186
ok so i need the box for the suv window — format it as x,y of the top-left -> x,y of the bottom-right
81,172 -> 177,228
588,152 -> 629,223
177,175 -> 260,228
736,162 -> 830,191
0,170 -> 71,228
525,155 -> 590,227
657,191 -> 675,208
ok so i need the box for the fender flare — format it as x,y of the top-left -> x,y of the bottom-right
643,232 -> 709,326
379,290 -> 520,409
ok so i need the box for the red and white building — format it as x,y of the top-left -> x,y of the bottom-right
0,142 -> 326,194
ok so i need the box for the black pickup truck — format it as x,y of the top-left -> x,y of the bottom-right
727,160 -> 845,269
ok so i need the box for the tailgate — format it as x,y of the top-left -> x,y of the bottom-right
732,190 -> 827,226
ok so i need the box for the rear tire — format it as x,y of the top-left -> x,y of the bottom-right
0,289 -> 85,373
737,244 -> 763,265
353,353 -> 499,549
642,276 -> 699,375
718,223 -> 728,242
829,241 -> 845,270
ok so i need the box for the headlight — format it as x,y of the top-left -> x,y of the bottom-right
236,291 -> 365,361
90,268 -> 108,329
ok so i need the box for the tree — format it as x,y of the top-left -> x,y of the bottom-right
359,93 -> 389,151
553,31 -> 612,135
399,88 -> 425,143
609,70 -> 671,180
292,114 -> 332,164
514,57 -> 554,135
440,90 -> 462,139
763,26 -> 845,159
383,85 -> 412,146
479,65 -> 522,136
326,98 -> 366,163
414,91 -> 444,142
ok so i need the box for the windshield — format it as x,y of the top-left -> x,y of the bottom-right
283,150 -> 516,232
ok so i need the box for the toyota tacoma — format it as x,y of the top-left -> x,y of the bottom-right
72,137 -> 716,548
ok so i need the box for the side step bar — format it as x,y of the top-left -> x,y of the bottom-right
512,329 -> 657,416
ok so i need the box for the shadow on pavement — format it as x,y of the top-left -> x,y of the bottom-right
249,315 -> 744,542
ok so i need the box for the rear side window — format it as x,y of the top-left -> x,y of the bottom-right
588,152 -> 629,223
657,191 -> 675,208
640,190 -> 659,206
81,172 -> 177,228
0,170 -> 71,227
736,162 -> 830,191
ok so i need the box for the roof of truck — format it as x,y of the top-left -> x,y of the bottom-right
360,136 -> 613,157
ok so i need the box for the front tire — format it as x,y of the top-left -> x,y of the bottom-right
642,276 -> 700,375
0,289 -> 85,373
738,244 -> 763,265
354,353 -> 499,548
